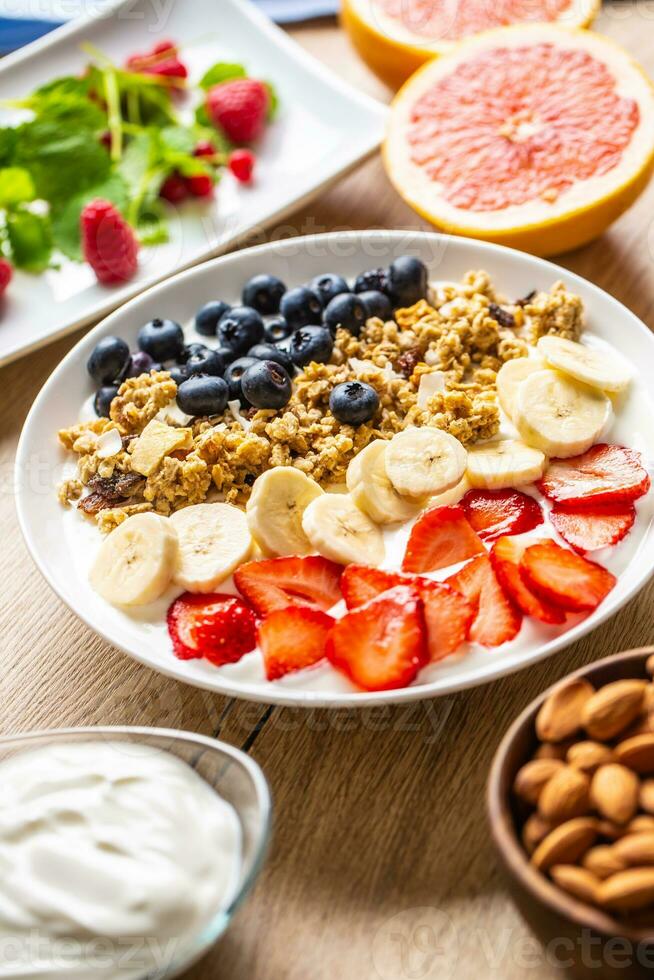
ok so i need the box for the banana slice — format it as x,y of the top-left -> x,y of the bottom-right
302,493 -> 385,566
384,426 -> 467,499
170,503 -> 252,593
467,439 -> 545,490
89,512 -> 178,607
537,336 -> 632,394
427,474 -> 470,508
346,440 -> 424,524
246,467 -> 323,557
514,370 -> 611,459
496,356 -> 546,421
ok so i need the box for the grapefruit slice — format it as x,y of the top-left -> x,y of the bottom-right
384,26 -> 654,256
342,0 -> 598,89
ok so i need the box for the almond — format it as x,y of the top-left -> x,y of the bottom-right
629,815 -> 654,834
597,868 -> 654,911
514,759 -> 565,805
531,817 -> 598,872
614,733 -> 654,774
522,812 -> 552,855
614,833 -> 654,867
639,779 -> 654,815
567,741 -> 614,774
536,679 -> 595,743
550,864 -> 600,904
582,845 -> 627,879
538,766 -> 591,824
597,819 -> 629,841
582,680 -> 647,741
590,764 -> 640,824
535,741 -> 573,761
646,654 -> 654,678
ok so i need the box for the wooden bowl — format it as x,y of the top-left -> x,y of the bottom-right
487,647 -> 654,980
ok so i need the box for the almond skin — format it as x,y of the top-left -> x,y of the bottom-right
614,833 -> 654,867
597,868 -> 654,911
590,764 -> 640,825
550,864 -> 601,904
629,815 -> 654,834
646,655 -> 654,678
582,845 -> 627,880
538,766 -> 591,824
536,679 -> 595,743
514,759 -> 565,805
614,733 -> 654,774
639,780 -> 654,815
522,812 -> 552,855
532,818 -> 598,872
567,741 -> 614,774
582,680 -> 647,741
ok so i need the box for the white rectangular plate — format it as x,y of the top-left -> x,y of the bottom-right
0,0 -> 386,366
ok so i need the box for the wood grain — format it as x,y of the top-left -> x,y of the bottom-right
2,5 -> 654,978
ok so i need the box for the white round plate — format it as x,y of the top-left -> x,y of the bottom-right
16,231 -> 654,707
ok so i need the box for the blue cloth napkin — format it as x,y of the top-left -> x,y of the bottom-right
0,0 -> 339,54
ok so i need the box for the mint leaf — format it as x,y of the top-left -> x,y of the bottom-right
6,208 -> 52,272
0,129 -> 17,167
34,75 -> 91,99
265,82 -> 279,121
27,93 -> 106,132
0,168 -> 35,208
159,126 -> 195,155
51,173 -> 129,261
136,202 -> 169,246
15,119 -> 111,204
199,62 -> 246,91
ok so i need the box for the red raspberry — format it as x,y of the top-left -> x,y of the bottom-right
159,173 -> 188,203
80,199 -> 139,285
206,79 -> 269,143
0,259 -> 13,297
229,149 -> 256,184
185,174 -> 213,198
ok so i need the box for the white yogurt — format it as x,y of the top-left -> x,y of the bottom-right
0,741 -> 242,979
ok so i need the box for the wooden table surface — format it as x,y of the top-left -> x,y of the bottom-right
3,5 -> 654,978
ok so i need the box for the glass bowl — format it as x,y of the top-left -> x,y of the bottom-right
0,725 -> 272,979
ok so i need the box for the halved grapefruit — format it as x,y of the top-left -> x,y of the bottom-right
384,26 -> 654,256
342,0 -> 599,89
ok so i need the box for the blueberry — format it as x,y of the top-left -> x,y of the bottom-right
280,286 -> 323,330
179,342 -> 210,363
388,255 -> 428,307
242,274 -> 286,315
358,290 -> 393,321
185,347 -> 226,377
323,293 -> 367,336
241,360 -> 292,409
217,306 -> 264,356
138,317 -> 184,361
248,343 -> 294,373
176,375 -> 229,417
120,349 -> 155,380
309,273 -> 349,306
354,268 -> 390,296
263,317 -> 292,344
224,357 -> 258,401
87,336 -> 130,385
289,325 -> 334,367
169,364 -> 189,386
94,385 -> 119,418
195,300 -> 231,337
329,381 -> 379,426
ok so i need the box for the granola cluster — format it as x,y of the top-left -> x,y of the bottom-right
58,272 -> 586,529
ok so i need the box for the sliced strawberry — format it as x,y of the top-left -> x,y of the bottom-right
258,607 -> 334,681
167,593 -> 257,664
402,505 -> 485,574
234,556 -> 342,616
447,555 -> 522,647
490,536 -> 566,625
340,565 -> 410,609
549,503 -> 636,552
419,579 -> 476,661
538,444 -> 650,507
326,585 -> 428,692
520,540 -> 617,612
462,488 -> 543,541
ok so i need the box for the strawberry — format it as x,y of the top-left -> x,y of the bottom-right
490,536 -> 566,625
228,149 -> 256,183
126,41 -> 187,80
520,540 -> 617,612
326,585 -> 428,692
80,199 -> 139,285
167,592 -> 257,664
185,174 -> 213,198
447,555 -> 522,647
258,607 -> 334,681
159,173 -> 188,203
538,444 -> 650,507
234,555 -> 342,616
462,488 -> 543,541
193,139 -> 217,158
206,79 -> 269,142
0,258 -> 12,297
340,565 -> 408,609
549,503 -> 636,552
402,505 -> 485,574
